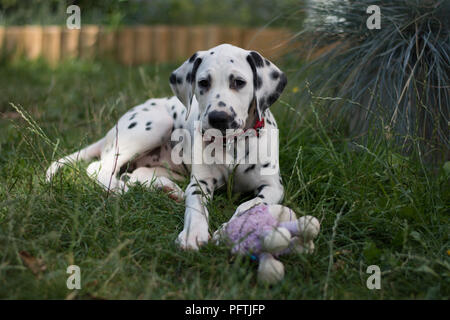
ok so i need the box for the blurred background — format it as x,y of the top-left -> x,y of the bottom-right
0,0 -> 301,27
0,0 -> 304,64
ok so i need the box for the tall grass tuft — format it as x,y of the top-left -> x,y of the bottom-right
291,0 -> 449,162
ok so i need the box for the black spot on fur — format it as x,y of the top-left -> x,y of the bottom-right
151,102 -> 156,106
212,178 -> 217,185
256,76 -> 262,90
250,51 -> 264,68
210,51 -> 214,55
189,52 -> 198,63
246,55 -> 258,91
173,112 -> 177,120
216,94 -> 220,98
271,70 -> 279,80
186,72 -> 192,83
145,120 -> 152,130
276,73 -> 287,94
176,77 -> 183,84
263,73 -> 287,109
267,93 -> 280,106
262,162 -> 270,168
257,194 -> 265,199
169,73 -> 176,84
143,108 -> 149,111
256,184 -> 268,193
191,58 -> 203,84
244,164 -> 256,173
218,101 -> 226,107
230,59 -> 234,63
171,105 -> 175,110
128,122 -> 137,129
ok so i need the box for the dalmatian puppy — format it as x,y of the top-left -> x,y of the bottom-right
46,44 -> 287,250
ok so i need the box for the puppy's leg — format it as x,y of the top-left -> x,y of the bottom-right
46,137 -> 105,181
120,166 -> 184,202
176,165 -> 221,250
233,177 -> 284,218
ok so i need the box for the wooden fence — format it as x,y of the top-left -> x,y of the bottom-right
0,25 -> 293,65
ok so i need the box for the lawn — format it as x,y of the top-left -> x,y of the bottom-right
0,58 -> 448,299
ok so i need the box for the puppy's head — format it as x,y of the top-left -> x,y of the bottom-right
169,44 -> 287,134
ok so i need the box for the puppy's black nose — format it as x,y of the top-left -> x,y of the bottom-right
208,111 -> 233,130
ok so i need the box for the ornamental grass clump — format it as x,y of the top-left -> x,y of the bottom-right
293,0 -> 449,161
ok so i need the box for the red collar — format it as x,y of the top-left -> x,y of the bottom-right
234,117 -> 265,139
249,117 -> 265,136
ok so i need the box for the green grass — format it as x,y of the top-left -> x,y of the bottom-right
0,58 -> 448,299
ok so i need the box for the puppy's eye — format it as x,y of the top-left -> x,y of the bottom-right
198,79 -> 210,88
233,79 -> 246,89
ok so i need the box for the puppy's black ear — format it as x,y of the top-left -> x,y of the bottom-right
246,51 -> 287,119
169,51 -> 206,120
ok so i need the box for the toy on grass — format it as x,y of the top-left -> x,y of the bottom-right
213,204 -> 320,284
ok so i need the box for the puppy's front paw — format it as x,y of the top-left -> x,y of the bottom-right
176,228 -> 210,250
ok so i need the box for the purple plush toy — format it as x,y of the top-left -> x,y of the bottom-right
213,204 -> 320,284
